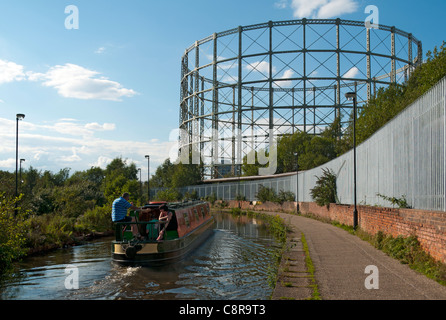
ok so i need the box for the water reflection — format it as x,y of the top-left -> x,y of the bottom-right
1,212 -> 280,300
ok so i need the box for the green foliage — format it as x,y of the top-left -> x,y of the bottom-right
377,193 -> 411,209
310,168 -> 338,207
150,157 -> 202,193
204,193 -> 217,205
255,185 -> 295,204
0,193 -> 29,275
184,190 -> 199,201
154,188 -> 182,202
25,213 -> 75,250
373,232 -> 446,285
75,205 -> 113,233
242,149 -> 272,177
350,42 -> 446,146
256,185 -> 277,203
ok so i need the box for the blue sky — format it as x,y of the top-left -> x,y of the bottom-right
0,0 -> 444,180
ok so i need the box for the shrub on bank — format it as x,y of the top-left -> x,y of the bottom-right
75,204 -> 113,233
0,194 -> 29,275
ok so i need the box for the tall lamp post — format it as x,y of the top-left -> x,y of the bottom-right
20,158 -> 25,188
294,152 -> 299,214
15,114 -> 25,214
345,92 -> 358,230
145,155 -> 150,203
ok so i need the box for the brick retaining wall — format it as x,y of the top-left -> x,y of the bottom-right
216,200 -> 446,264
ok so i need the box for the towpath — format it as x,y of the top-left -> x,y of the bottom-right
267,212 -> 446,300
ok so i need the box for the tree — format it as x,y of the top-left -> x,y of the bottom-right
150,159 -> 175,188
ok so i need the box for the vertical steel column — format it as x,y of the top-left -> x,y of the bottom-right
247,86 -> 255,166
180,52 -> 190,160
200,78 -> 205,156
269,21 -> 274,133
212,33 -> 219,178
408,33 -> 413,79
292,88 -> 295,134
193,41 -> 200,164
313,87 -> 316,134
336,19 -> 341,118
232,85 -> 236,175
366,27 -> 372,101
180,54 -> 188,131
391,27 -> 396,83
417,41 -> 423,68
238,26 -> 243,176
302,19 -> 307,133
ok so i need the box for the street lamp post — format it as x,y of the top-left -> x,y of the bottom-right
294,152 -> 299,215
345,92 -> 358,230
15,114 -> 25,214
20,158 -> 25,188
145,155 -> 150,203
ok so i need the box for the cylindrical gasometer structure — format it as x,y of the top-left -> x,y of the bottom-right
179,19 -> 422,179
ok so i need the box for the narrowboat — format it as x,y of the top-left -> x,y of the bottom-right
112,200 -> 215,266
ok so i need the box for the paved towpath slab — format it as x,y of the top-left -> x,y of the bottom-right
269,212 -> 446,300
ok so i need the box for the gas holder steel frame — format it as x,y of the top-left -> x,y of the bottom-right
179,19 -> 422,179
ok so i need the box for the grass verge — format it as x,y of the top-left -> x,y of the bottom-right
301,233 -> 321,300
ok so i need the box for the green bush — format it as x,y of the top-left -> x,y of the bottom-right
0,194 -> 29,275
76,204 -> 113,233
256,185 -> 277,203
26,214 -> 75,249
310,168 -> 338,207
277,190 -> 295,204
204,193 -> 217,205
373,233 -> 446,285
256,185 -> 295,204
154,188 -> 182,202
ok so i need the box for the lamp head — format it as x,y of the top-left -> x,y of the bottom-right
16,114 -> 25,120
345,92 -> 357,101
145,155 -> 150,159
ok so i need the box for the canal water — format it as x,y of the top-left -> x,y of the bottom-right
0,212 -> 281,300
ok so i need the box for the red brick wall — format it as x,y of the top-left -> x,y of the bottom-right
215,200 -> 446,264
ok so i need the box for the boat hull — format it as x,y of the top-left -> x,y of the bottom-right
112,216 -> 215,266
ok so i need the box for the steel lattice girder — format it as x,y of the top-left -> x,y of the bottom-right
179,19 -> 422,178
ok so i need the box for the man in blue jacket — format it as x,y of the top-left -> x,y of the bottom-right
112,192 -> 143,237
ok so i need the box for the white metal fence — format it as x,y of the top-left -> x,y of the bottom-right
154,77 -> 446,212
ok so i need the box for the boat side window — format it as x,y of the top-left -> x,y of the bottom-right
200,207 -> 205,218
193,209 -> 199,221
183,212 -> 190,227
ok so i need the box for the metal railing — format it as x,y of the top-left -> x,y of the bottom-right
155,76 -> 446,212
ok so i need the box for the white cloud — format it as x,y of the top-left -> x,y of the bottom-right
290,0 -> 358,19
85,122 -> 116,131
0,158 -> 15,169
0,59 -> 26,84
343,66 -> 359,78
245,61 -> 276,75
274,0 -> 288,9
0,116 -> 176,178
58,147 -> 82,163
274,69 -> 295,88
95,47 -> 106,54
317,0 -> 359,18
28,63 -> 137,101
